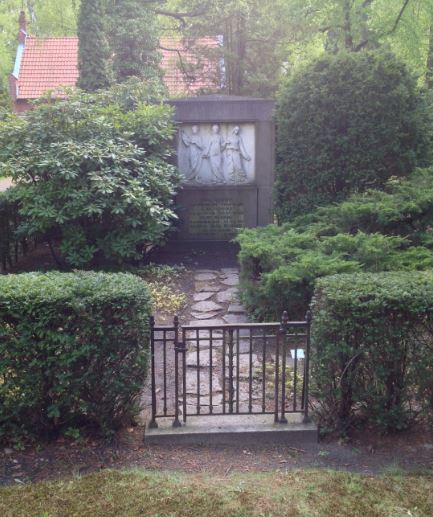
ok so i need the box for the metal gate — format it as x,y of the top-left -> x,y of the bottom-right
148,311 -> 311,428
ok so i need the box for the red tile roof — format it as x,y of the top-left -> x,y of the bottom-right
160,36 -> 221,95
14,35 -> 220,100
16,37 -> 78,99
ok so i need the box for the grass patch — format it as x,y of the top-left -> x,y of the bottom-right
1,469 -> 432,516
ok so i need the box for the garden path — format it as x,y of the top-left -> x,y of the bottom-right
188,267 -> 246,326
183,268 -> 268,414
148,267 -> 272,417
148,262 -> 306,418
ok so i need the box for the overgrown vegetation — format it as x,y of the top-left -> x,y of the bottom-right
275,51 -> 431,220
134,264 -> 187,316
312,271 -> 433,435
0,188 -> 29,272
0,81 -> 179,268
0,271 -> 151,446
237,167 -> 433,320
1,469 -> 433,517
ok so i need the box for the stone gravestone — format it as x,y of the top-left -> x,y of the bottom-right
168,95 -> 274,241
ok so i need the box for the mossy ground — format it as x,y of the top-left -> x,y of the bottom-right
1,469 -> 432,516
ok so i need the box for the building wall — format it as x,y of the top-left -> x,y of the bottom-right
14,99 -> 31,113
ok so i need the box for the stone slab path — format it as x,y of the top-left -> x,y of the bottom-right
146,266 -> 303,420
185,268 -> 248,413
187,268 -> 247,326
181,268 -> 278,415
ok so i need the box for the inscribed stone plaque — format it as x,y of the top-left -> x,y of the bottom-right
177,123 -> 255,186
188,200 -> 245,240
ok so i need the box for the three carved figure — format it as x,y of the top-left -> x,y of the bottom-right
181,124 -> 251,184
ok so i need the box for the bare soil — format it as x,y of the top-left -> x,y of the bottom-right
2,425 -> 433,485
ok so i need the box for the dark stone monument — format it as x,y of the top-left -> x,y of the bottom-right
168,95 -> 274,241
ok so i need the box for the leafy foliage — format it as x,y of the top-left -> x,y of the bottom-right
106,0 -> 161,83
275,51 -> 431,220
0,188 -> 24,272
164,0 -> 295,97
0,271 -> 151,444
134,264 -> 187,316
0,81 -> 179,268
311,271 -> 433,434
77,0 -> 112,91
1,1 -> 433,105
237,167 -> 433,320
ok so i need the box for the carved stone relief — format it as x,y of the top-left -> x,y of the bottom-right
177,123 -> 255,185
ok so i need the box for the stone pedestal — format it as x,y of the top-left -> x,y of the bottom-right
168,95 -> 275,241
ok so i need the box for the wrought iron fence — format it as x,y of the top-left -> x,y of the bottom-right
0,193 -> 32,273
148,311 -> 312,428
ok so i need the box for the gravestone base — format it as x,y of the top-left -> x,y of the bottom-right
145,413 -> 318,446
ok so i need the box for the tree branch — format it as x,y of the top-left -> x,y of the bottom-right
354,0 -> 412,52
319,24 -> 346,34
153,5 -> 210,28
158,45 -> 195,81
388,0 -> 411,35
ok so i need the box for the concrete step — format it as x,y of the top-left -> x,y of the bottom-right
144,413 -> 318,446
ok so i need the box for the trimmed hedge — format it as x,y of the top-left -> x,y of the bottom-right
311,272 -> 433,434
275,51 -> 431,220
0,271 -> 151,444
237,168 -> 433,320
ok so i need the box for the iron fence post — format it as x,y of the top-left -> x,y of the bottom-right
274,323 -> 280,423
303,310 -> 312,423
173,316 -> 182,427
228,328 -> 234,414
148,316 -> 158,429
280,311 -> 289,424
182,327 -> 187,424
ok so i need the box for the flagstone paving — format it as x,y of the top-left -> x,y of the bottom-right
181,268 -> 261,412
147,267 -> 293,417
191,300 -> 223,313
188,268 -> 244,327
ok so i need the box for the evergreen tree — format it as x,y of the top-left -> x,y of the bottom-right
0,81 -> 11,111
107,0 -> 161,82
275,51 -> 429,220
163,0 -> 293,97
77,0 -> 111,91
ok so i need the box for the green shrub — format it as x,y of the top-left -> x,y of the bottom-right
292,168 -> 433,245
0,188 -> 28,272
237,168 -> 433,320
237,228 -> 433,320
0,271 -> 151,445
275,51 -> 431,220
311,272 -> 433,434
0,190 -> 16,271
0,80 -> 179,268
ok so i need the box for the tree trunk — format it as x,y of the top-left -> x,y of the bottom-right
225,11 -> 247,95
426,22 -> 433,89
343,0 -> 354,50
